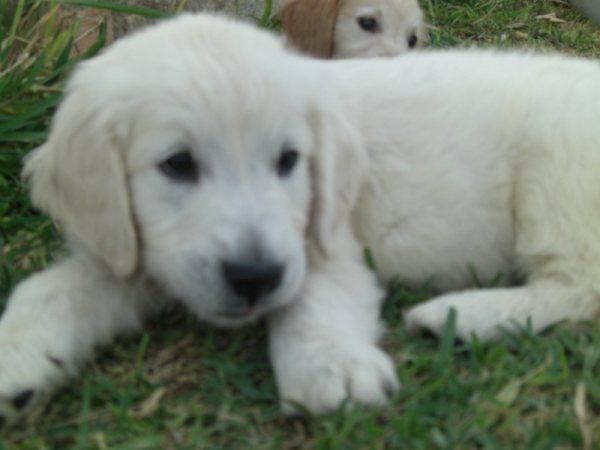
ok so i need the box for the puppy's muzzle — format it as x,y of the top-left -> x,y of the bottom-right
222,261 -> 284,308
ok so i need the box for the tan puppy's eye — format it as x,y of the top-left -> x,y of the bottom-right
357,16 -> 380,33
276,149 -> 299,178
408,34 -> 418,48
158,151 -> 199,183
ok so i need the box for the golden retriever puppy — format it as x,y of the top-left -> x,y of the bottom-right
1,14 -> 600,424
280,0 -> 427,57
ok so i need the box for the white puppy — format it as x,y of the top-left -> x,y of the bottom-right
1,14 -> 600,425
280,0 -> 427,58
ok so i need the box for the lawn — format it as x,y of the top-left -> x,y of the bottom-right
1,1 -> 599,448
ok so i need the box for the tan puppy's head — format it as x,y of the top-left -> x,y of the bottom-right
280,0 -> 427,58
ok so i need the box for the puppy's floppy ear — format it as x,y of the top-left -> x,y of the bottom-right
309,103 -> 367,255
23,84 -> 137,278
280,0 -> 340,58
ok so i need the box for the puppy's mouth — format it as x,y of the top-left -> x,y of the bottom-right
211,308 -> 262,328
218,308 -> 255,319
212,299 -> 285,327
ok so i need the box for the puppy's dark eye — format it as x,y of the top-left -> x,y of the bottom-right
357,16 -> 380,33
158,151 -> 199,182
276,149 -> 299,178
408,34 -> 418,48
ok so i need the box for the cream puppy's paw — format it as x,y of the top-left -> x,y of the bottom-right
0,343 -> 69,426
403,290 -> 524,342
404,300 -> 463,339
0,389 -> 46,427
275,342 -> 399,415
404,285 -> 593,343
403,295 -> 497,341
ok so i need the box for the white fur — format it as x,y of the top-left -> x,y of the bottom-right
1,14 -> 600,423
0,256 -> 155,419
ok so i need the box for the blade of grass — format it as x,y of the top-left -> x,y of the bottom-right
437,308 -> 457,370
0,94 -> 61,133
6,0 -> 26,49
259,0 -> 274,26
57,0 -> 173,19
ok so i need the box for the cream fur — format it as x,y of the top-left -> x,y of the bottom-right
1,14 -> 600,423
334,0 -> 427,57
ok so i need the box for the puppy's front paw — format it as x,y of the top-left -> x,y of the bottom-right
274,342 -> 399,415
403,293 -> 504,341
403,300 -> 455,338
0,388 -> 46,427
0,343 -> 69,426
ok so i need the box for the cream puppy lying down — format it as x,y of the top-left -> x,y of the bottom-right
1,14 -> 600,424
280,0 -> 427,58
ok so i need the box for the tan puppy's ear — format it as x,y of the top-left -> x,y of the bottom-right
280,0 -> 340,58
23,83 -> 137,278
309,103 -> 367,255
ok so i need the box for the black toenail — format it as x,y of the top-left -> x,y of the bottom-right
383,381 -> 396,398
419,328 -> 439,340
454,336 -> 466,346
47,353 -> 65,369
12,389 -> 34,411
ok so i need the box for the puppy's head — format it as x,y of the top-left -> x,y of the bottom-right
280,0 -> 427,59
334,0 -> 427,58
24,14 -> 364,327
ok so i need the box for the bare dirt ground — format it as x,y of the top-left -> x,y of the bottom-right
61,0 -> 270,54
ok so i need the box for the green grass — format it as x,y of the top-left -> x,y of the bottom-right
1,0 -> 600,448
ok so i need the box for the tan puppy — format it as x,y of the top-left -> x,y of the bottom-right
280,0 -> 427,58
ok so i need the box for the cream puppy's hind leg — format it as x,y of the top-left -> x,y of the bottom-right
268,227 -> 398,414
404,280 -> 600,341
404,97 -> 600,341
0,256 -> 152,424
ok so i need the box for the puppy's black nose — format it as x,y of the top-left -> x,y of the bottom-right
222,261 -> 284,307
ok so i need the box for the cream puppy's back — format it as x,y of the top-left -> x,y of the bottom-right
323,51 -> 600,289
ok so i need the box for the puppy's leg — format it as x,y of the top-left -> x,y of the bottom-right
0,255 -> 154,424
404,280 -> 600,341
268,230 -> 398,415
